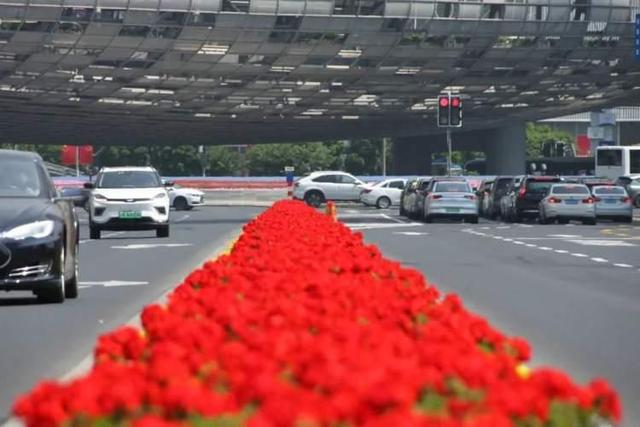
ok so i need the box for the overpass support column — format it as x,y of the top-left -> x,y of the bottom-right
392,137 -> 432,175
483,123 -> 526,175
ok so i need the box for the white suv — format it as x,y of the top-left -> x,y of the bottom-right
292,171 -> 365,207
85,167 -> 170,239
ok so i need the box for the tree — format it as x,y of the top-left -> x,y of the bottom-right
246,143 -> 340,175
526,123 -> 573,158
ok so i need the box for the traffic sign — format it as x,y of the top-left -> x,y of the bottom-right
636,14 -> 640,61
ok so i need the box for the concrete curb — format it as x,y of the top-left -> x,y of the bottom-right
1,233 -> 241,427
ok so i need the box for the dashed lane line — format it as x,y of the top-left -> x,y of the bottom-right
554,249 -> 569,254
590,257 -> 609,263
571,253 -> 589,258
613,263 -> 633,268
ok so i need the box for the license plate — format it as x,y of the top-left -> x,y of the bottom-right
445,208 -> 460,213
119,211 -> 142,219
565,200 -> 578,205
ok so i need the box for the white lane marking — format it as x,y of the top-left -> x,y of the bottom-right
78,280 -> 148,288
394,232 -> 429,236
565,224 -> 576,227
591,257 -> 609,263
613,263 -> 633,268
174,214 -> 191,223
103,231 -> 126,238
518,224 -> 533,228
512,241 -> 525,245
525,244 -> 537,248
503,238 -> 513,242
493,236 -> 504,240
571,253 -> 589,257
496,226 -> 511,229
549,234 -> 582,238
554,249 -> 569,254
111,243 -> 193,249
539,247 -> 553,251
566,240 -> 637,247
480,226 -> 490,229
382,214 -> 410,224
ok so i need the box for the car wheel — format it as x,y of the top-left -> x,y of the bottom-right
156,225 -> 170,238
64,244 -> 79,299
38,249 -> 65,304
634,195 -> 640,208
558,218 -> 569,224
623,216 -> 633,223
174,197 -> 188,211
304,191 -> 324,208
89,224 -> 101,240
582,218 -> 597,225
376,196 -> 391,209
469,215 -> 479,224
424,214 -> 433,223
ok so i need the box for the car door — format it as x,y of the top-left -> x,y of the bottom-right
387,180 -> 405,205
311,174 -> 340,200
336,174 -> 362,200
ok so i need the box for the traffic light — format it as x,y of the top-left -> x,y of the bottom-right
437,94 -> 463,128
450,96 -> 462,127
437,95 -> 450,127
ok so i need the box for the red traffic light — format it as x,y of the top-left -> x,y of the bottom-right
451,97 -> 461,108
439,97 -> 449,108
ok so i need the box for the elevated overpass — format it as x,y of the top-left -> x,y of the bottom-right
0,0 -> 639,172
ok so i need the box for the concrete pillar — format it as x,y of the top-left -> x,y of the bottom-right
392,136 -> 433,175
483,123 -> 526,175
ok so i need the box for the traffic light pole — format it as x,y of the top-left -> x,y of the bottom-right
446,128 -> 452,176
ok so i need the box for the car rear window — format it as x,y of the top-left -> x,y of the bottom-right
526,179 -> 560,193
495,178 -> 511,191
435,182 -> 470,193
593,187 -> 625,195
551,185 -> 590,195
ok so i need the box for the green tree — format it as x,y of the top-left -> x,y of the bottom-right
246,143 -> 340,175
526,123 -> 573,158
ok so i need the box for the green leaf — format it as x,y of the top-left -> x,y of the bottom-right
415,389 -> 447,416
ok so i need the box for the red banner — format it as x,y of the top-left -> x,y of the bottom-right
60,145 -> 93,165
576,135 -> 591,157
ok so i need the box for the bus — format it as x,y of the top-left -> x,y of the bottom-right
595,145 -> 640,180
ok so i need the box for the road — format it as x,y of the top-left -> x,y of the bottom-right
338,206 -> 640,427
0,206 -> 264,420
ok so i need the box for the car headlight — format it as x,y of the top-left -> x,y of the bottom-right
93,194 -> 108,202
154,192 -> 168,200
0,220 -> 55,240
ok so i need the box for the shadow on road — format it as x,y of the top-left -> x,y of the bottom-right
0,295 -> 45,306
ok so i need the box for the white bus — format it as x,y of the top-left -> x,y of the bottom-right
595,145 -> 640,180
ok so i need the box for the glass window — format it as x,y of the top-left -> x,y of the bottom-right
97,171 -> 161,188
630,150 -> 640,174
495,178 -> 511,191
551,185 -> 590,195
593,187 -> 625,195
527,181 -> 559,193
312,175 -> 337,183
338,175 -> 357,184
597,149 -> 623,166
419,181 -> 430,190
388,180 -> 404,189
434,182 -> 470,193
0,158 -> 45,198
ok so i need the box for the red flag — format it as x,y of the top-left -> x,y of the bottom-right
60,145 -> 75,165
78,145 -> 93,165
576,135 -> 590,157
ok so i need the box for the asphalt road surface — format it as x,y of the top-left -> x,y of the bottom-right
338,206 -> 640,427
0,206 -> 264,420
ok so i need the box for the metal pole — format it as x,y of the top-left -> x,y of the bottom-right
382,138 -> 387,177
446,128 -> 452,176
75,146 -> 80,177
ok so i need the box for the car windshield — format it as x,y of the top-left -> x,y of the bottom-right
435,182 -> 470,193
97,171 -> 161,188
552,185 -> 589,195
594,187 -> 625,195
0,157 -> 45,198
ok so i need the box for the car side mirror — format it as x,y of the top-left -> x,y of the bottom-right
83,182 -> 94,189
164,181 -> 175,187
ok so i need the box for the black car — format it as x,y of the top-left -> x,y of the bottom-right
503,175 -> 562,222
0,150 -> 79,302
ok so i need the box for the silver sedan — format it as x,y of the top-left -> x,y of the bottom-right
592,185 -> 633,223
423,181 -> 479,223
538,184 -> 596,225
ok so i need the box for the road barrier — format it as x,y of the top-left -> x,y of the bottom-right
13,201 -> 621,426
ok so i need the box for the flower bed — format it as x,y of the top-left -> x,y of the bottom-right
14,200 -> 621,427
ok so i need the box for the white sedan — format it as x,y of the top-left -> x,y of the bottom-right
360,178 -> 406,209
167,184 -> 205,210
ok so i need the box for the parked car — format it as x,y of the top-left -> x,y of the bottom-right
85,167 -> 171,239
502,176 -> 562,222
0,149 -> 79,303
423,179 -> 478,223
498,175 -> 524,220
292,171 -> 365,207
476,179 -> 494,217
616,175 -> 640,207
400,177 -> 431,219
360,178 -> 406,209
538,183 -> 596,225
167,183 -> 205,210
484,176 -> 513,219
592,185 -> 633,223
